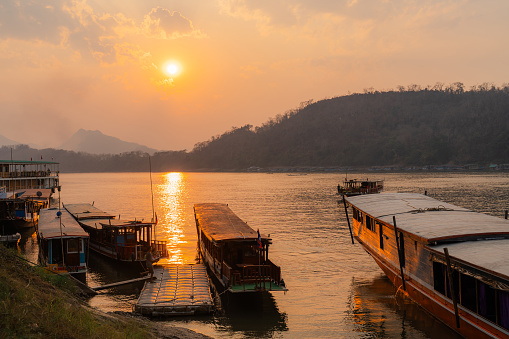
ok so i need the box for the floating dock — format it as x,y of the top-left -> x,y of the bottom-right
134,264 -> 214,316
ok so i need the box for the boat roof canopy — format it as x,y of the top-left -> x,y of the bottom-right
430,239 -> 509,282
14,188 -> 52,200
38,208 -> 89,239
194,203 -> 269,243
0,160 -> 59,165
346,193 -> 509,244
79,218 -> 154,230
64,203 -> 116,220
65,203 -> 154,230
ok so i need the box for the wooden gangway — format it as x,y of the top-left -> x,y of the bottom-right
134,264 -> 214,316
91,276 -> 151,291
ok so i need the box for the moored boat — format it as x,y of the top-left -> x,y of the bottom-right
0,160 -> 60,193
345,192 -> 509,338
337,179 -> 384,196
2,189 -> 53,227
194,203 -> 287,293
64,203 -> 168,266
38,208 -> 89,278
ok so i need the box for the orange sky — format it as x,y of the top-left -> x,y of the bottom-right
1,0 -> 508,151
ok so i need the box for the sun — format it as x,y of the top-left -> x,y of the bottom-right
165,63 -> 180,76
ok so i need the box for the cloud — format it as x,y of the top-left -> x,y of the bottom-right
239,64 -> 264,79
0,0 -> 203,66
216,0 -> 475,56
0,1 -> 75,43
217,0 -> 298,31
142,7 -> 205,39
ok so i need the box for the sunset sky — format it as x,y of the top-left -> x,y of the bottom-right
1,0 -> 508,151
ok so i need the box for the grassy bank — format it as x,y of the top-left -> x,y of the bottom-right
0,245 -> 209,338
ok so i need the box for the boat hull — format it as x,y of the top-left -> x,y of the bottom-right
356,235 -> 508,339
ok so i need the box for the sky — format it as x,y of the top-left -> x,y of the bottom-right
1,0 -> 508,151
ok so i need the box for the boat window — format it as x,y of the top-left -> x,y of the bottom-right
432,261 -> 458,300
433,262 -> 447,295
378,223 -> 384,250
434,261 -> 509,331
460,273 -> 477,313
67,239 -> 81,253
365,215 -> 375,232
499,290 -> 509,330
353,208 -> 359,221
478,281 -> 497,323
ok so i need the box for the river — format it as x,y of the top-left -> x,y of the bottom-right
17,172 -> 509,338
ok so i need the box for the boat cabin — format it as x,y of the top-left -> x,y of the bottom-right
64,203 -> 167,263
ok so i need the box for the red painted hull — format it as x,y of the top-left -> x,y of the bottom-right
356,236 -> 509,339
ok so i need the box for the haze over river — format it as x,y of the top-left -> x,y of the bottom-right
20,172 -> 509,338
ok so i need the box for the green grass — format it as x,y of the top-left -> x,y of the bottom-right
0,245 -> 156,338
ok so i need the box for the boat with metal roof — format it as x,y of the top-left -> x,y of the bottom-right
337,178 -> 384,196
344,192 -> 509,338
0,160 -> 60,194
64,203 -> 168,266
38,208 -> 89,278
194,203 -> 287,293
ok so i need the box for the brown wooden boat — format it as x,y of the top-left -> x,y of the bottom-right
65,203 -> 167,266
345,192 -> 509,338
337,179 -> 384,196
194,203 -> 287,293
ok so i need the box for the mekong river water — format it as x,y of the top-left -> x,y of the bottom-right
18,172 -> 509,338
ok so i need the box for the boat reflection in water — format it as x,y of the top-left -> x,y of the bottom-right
86,251 -> 146,312
348,275 -> 462,338
214,292 -> 288,337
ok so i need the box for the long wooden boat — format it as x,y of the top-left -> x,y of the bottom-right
337,179 -> 384,196
194,203 -> 287,293
64,203 -> 167,265
38,208 -> 89,278
345,192 -> 509,338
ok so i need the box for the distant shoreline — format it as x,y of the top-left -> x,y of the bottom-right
56,167 -> 509,174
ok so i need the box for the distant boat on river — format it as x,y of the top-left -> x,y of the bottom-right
194,203 -> 287,294
345,192 -> 509,338
64,203 -> 168,267
337,178 -> 384,196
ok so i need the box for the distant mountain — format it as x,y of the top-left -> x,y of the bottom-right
0,134 -> 20,147
59,129 -> 158,155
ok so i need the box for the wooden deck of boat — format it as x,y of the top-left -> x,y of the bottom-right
134,264 -> 214,316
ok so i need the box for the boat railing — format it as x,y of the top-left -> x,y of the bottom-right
1,171 -> 58,179
151,240 -> 168,259
229,260 -> 282,290
114,240 -> 168,262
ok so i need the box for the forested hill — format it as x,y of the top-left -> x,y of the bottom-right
192,87 -> 509,169
2,87 -> 508,172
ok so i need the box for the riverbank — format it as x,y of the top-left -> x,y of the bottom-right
0,245 -> 210,338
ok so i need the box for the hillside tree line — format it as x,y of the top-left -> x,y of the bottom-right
1,84 -> 508,172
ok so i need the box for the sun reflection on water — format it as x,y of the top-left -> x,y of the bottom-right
157,172 -> 188,265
